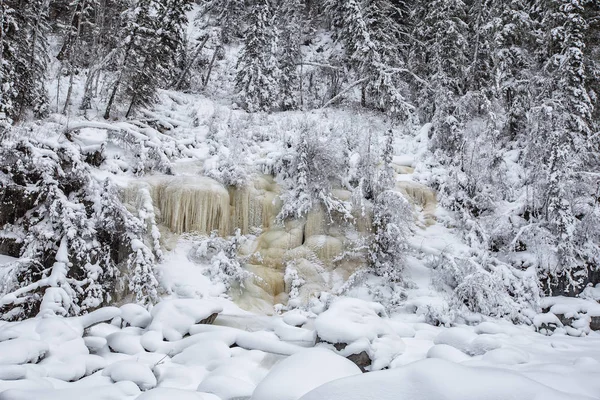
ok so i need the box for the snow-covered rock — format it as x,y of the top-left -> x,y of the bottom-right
148,299 -> 222,341
433,327 -> 478,354
171,340 -> 232,366
103,361 -> 157,390
0,339 -> 49,365
106,331 -> 145,355
120,304 -> 152,329
314,298 -> 405,370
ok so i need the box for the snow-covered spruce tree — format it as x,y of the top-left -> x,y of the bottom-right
411,0 -> 469,148
277,0 -> 304,111
0,1 -> 18,130
493,0 -> 536,141
0,140 -> 160,320
368,129 -> 412,282
203,0 -> 247,45
527,0 -> 597,294
235,0 -> 280,112
324,0 -> 413,119
464,0 -> 497,96
0,0 -> 50,123
104,0 -> 192,119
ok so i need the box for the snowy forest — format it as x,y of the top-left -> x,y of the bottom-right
0,0 -> 599,399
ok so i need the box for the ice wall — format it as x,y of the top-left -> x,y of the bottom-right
126,168 -> 437,314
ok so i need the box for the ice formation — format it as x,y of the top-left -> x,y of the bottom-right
125,166 -> 436,313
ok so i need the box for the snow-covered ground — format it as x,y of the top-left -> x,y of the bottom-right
2,89 -> 600,399
0,294 -> 599,399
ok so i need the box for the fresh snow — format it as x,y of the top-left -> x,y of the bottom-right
251,348 -> 361,400
298,358 -> 594,400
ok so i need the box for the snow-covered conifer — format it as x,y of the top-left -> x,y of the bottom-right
235,1 -> 280,112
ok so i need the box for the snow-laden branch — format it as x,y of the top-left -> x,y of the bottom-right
295,61 -> 343,71
320,78 -> 369,109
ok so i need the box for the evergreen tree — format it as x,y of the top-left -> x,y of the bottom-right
531,0 -> 595,289
0,0 -> 50,123
0,1 -> 18,129
412,0 -> 469,150
277,0 -> 304,110
325,0 -> 413,119
493,0 -> 536,140
235,0 -> 280,112
104,0 -> 192,119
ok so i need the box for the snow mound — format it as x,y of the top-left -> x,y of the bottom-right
252,348 -> 361,400
541,297 -> 600,317
135,388 -> 220,400
315,298 -> 391,344
426,344 -> 470,363
103,361 -> 157,390
282,312 -> 308,327
433,327 -> 478,354
148,299 -> 222,341
171,340 -> 232,366
0,339 -> 49,365
120,304 -> 152,328
106,331 -> 145,355
298,358 -> 591,400
481,348 -> 530,365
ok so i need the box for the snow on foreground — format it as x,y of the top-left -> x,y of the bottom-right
0,298 -> 598,400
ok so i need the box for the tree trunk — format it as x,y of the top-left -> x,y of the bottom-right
203,45 -> 221,88
104,78 -> 120,120
175,35 -> 209,90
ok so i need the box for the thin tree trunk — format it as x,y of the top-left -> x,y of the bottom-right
175,35 -> 209,90
104,77 -> 120,119
125,93 -> 136,119
203,45 -> 221,88
62,65 -> 75,115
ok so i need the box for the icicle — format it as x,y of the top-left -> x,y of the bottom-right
396,181 -> 437,226
147,176 -> 230,235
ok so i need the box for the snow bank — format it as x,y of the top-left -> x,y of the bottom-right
252,348 -> 361,400
136,388 -> 220,400
0,381 -> 140,400
298,358 -> 591,400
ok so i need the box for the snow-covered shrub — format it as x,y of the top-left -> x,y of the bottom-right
284,263 -> 305,309
368,190 -> 412,282
429,252 -> 539,321
0,139 -> 160,320
277,121 -> 352,221
192,231 -> 251,291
